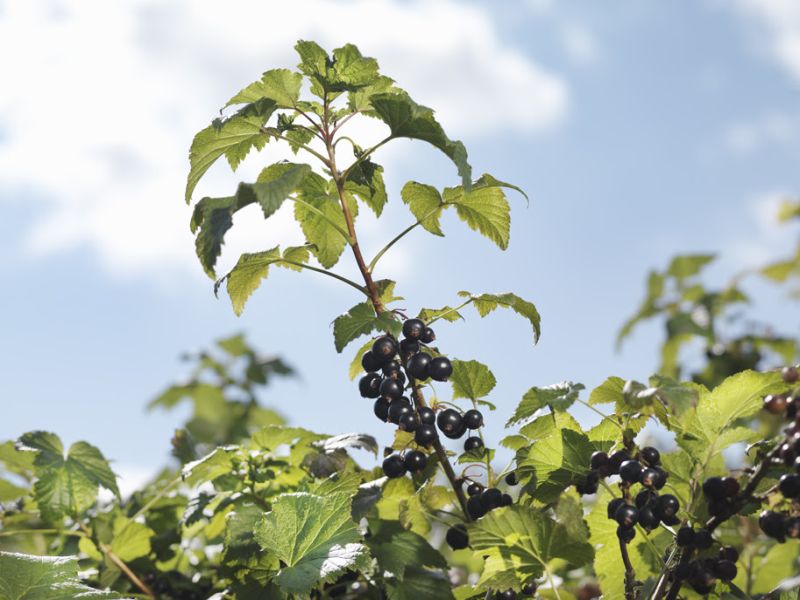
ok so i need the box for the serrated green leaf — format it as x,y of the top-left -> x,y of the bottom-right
348,339 -> 373,380
401,182 -> 444,236
225,69 -> 303,108
345,157 -> 388,217
749,542 -> 800,594
277,245 -> 312,272
110,517 -> 153,562
294,174 -> 356,268
181,446 -> 239,487
458,291 -> 541,343
386,568 -> 455,600
333,302 -> 377,353
0,552 -> 132,600
450,359 -> 496,400
312,433 -> 378,456
223,247 -> 281,316
417,305 -> 463,323
666,254 -> 715,281
348,75 -> 397,113
236,162 -> 312,219
444,184 -> 510,249
367,519 -> 447,580
254,492 -> 369,594
0,479 -> 27,501
588,376 -> 625,406
507,382 -> 584,426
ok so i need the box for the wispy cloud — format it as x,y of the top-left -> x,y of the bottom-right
724,112 -> 798,154
733,0 -> 800,84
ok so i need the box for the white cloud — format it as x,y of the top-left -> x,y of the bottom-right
724,191 -> 797,269
733,0 -> 800,84
560,23 -> 598,65
0,0 -> 568,280
724,112 -> 798,154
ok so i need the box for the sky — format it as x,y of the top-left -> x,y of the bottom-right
1,0 -> 800,494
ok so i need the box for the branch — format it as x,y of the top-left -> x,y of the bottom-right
619,535 -> 637,600
79,523 -> 155,599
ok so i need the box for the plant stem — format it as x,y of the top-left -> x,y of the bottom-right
619,537 -> 637,600
0,528 -> 86,538
280,259 -> 368,295
339,136 -> 392,181
367,221 -> 421,273
79,523 -> 155,599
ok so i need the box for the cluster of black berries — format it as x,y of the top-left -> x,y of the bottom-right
491,584 -> 538,599
445,473 -> 519,551
671,542 -> 739,595
582,446 -> 669,497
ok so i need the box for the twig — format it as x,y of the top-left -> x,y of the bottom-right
619,536 -> 637,600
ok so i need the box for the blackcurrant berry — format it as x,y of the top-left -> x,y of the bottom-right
687,567 -> 715,595
693,528 -> 713,550
783,366 -> 799,383
495,590 -> 516,600
780,473 -> 800,498
635,490 -> 657,509
382,360 -> 403,378
404,450 -> 427,473
676,526 -> 695,547
702,476 -> 726,500
785,516 -> 800,539
379,378 -> 404,401
428,356 -> 453,381
764,394 -> 788,414
760,510 -> 786,540
608,450 -> 630,474
640,467 -> 662,489
420,326 -> 436,344
615,504 -> 639,528
590,451 -> 610,472
719,546 -> 739,562
652,467 -> 669,490
402,318 -> 425,340
638,506 -> 660,530
619,460 -> 642,483
617,525 -> 636,543
640,446 -> 660,466
463,409 -> 484,429
500,493 -> 513,506
445,524 -> 469,550
444,421 -> 467,440
437,409 -> 463,435
414,425 -> 437,447
721,476 -> 740,497
607,498 -> 626,520
418,406 -> 435,424
358,373 -> 382,398
399,338 -> 419,355
674,562 -> 690,580
372,336 -> 397,362
361,350 -> 383,372
373,398 -> 390,421
467,482 -> 483,496
388,400 -> 413,424
521,583 -> 537,595
481,488 -> 503,511
399,413 -> 420,432
464,436 -> 484,452
406,352 -> 432,380
505,472 -> 518,486
657,494 -> 680,519
382,455 -> 406,478
713,559 -> 737,581
467,494 -> 487,519
707,498 -> 733,519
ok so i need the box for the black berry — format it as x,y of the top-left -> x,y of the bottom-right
657,494 -> 680,520
481,488 -> 503,511
418,406 -> 435,424
640,446 -> 660,466
590,451 -> 610,472
607,498 -> 626,519
464,436 -> 484,452
719,546 -> 739,562
373,398 -> 390,421
358,373 -> 382,398
500,493 -> 513,506
638,506 -> 660,530
437,409 -> 463,435
640,467 -> 663,489
445,524 -> 469,550
764,394 -> 788,414
379,378 -> 404,401
617,525 -> 636,543
420,327 -> 436,344
619,460 -> 642,483
713,559 -> 737,581
467,482 -> 483,496
702,476 -> 726,500
783,366 -> 799,383
372,336 -> 397,362
398,412 -> 420,432
760,510 -> 786,540
406,352 -> 431,380
676,526 -> 695,547
382,455 -> 406,478
785,516 -> 800,539
721,476 -> 740,497
361,350 -> 383,372
505,472 -> 518,486
404,450 -> 427,472
615,504 -> 639,528
495,591 -> 516,600
414,425 -> 437,447
444,420 -> 467,440
402,318 -> 425,340
780,473 -> 800,498
463,409 -> 484,429
635,490 -> 657,509
399,338 -> 419,355
521,583 -> 537,595
694,528 -> 713,550
388,400 -> 412,424
467,494 -> 487,519
608,450 -> 630,474
382,360 -> 404,380
428,356 -> 453,381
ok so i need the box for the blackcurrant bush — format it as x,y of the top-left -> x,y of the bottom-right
406,352 -> 432,380
635,490 -> 657,509
372,336 -> 397,362
721,476 -> 740,497
388,400 -> 413,424
445,524 -> 469,550
760,510 -> 786,540
607,498 -> 626,519
481,488 -> 503,511
361,350 -> 383,372
428,356 -> 453,381
402,318 -> 425,340
437,409 -> 463,435
467,482 -> 483,496
619,460 -> 642,483
783,366 -> 799,383
764,394 -> 788,414
779,473 -> 800,498
640,446 -> 660,466
608,450 -> 630,474
379,378 -> 404,402
373,398 -> 390,421
617,525 -> 636,543
358,373 -> 382,398
467,494 -> 487,519
505,472 -> 518,486
418,406 -> 435,424
657,494 -> 680,519
500,493 -> 513,506
463,409 -> 484,429
590,451 -> 610,472
414,425 -> 437,447
676,526 -> 695,547
638,506 -> 660,530
702,476 -> 726,500
420,326 -> 436,344
399,338 -> 419,355
495,590 -> 516,600
382,455 -> 406,478
640,467 -> 662,489
404,450 -> 427,473
521,583 -> 537,595
713,559 -> 737,581
399,412 -> 420,432
785,516 -> 800,539
464,436 -> 484,452
615,504 -> 639,528
719,546 -> 739,562
694,528 -> 713,550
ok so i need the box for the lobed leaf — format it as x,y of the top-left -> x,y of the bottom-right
458,291 -> 541,344
507,382 -> 585,426
450,359 -> 496,401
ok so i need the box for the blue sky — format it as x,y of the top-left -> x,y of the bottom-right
1,0 -> 799,491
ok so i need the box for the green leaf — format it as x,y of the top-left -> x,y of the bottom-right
417,305 -> 463,323
254,492 -> 369,595
236,162 -> 312,219
666,254 -> 715,281
345,158 -> 388,217
294,173 -> 356,268
181,446 -> 239,487
367,519 -> 447,579
588,376 -> 625,406
348,339 -> 373,380
332,302 -> 400,353
616,270 -> 665,349
185,106 -> 275,203
110,517 -> 153,562
444,184 -> 510,249
386,568 -> 454,600
16,432 -> 118,522
467,505 -> 593,590
369,92 -> 471,187
295,41 -> 380,97
0,552 -> 131,600
348,75 -> 397,113
221,247 -> 282,316
400,182 -> 444,236
226,69 -> 303,108
507,382 -> 585,426
312,433 -> 378,456
450,360 -> 496,400
458,291 -> 541,343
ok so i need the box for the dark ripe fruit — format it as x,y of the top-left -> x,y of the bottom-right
780,442 -> 797,466
688,568 -> 716,595
414,425 -> 437,447
676,526 -> 696,547
788,398 -> 798,420
495,591 -> 516,600
707,498 -> 733,519
361,350 -> 383,372
505,472 -> 518,486
372,336 -> 397,362
521,583 -> 537,595
399,338 -> 419,356
640,446 -> 661,466
402,318 -> 425,340
590,451 -> 610,472
467,482 -> 483,496
481,488 -> 504,511
764,394 -> 788,414
785,517 -> 800,539
783,366 -> 799,383
635,490 -> 658,509
467,494 -> 487,519
576,480 -> 599,496
607,498 -> 626,520
429,356 -> 453,381
382,455 -> 406,478
382,360 -> 403,378
406,352 -> 432,380
463,409 -> 484,429
359,373 -> 382,398
585,471 -> 600,487
619,460 -> 643,483
658,495 -> 680,519
721,476 -> 740,497
500,493 -> 513,507
379,378 -> 404,401
608,450 -> 630,474
713,559 -> 737,581
674,563 -> 691,580
638,506 -> 660,530
404,450 -> 427,473
420,327 -> 436,344
444,421 -> 467,440
640,467 -> 663,489
464,436 -> 484,452
760,510 -> 786,540
779,473 -> 800,498
445,524 -> 469,550
418,406 -> 435,425
388,401 -> 413,425
437,409 -> 463,435
694,528 -> 713,550
719,546 -> 739,562
653,467 -> 669,490
399,413 -> 420,432
617,525 -> 636,543
615,504 -> 639,528
373,398 -> 390,421
702,476 -> 726,500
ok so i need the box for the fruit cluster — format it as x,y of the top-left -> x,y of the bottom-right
670,541 -> 739,595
